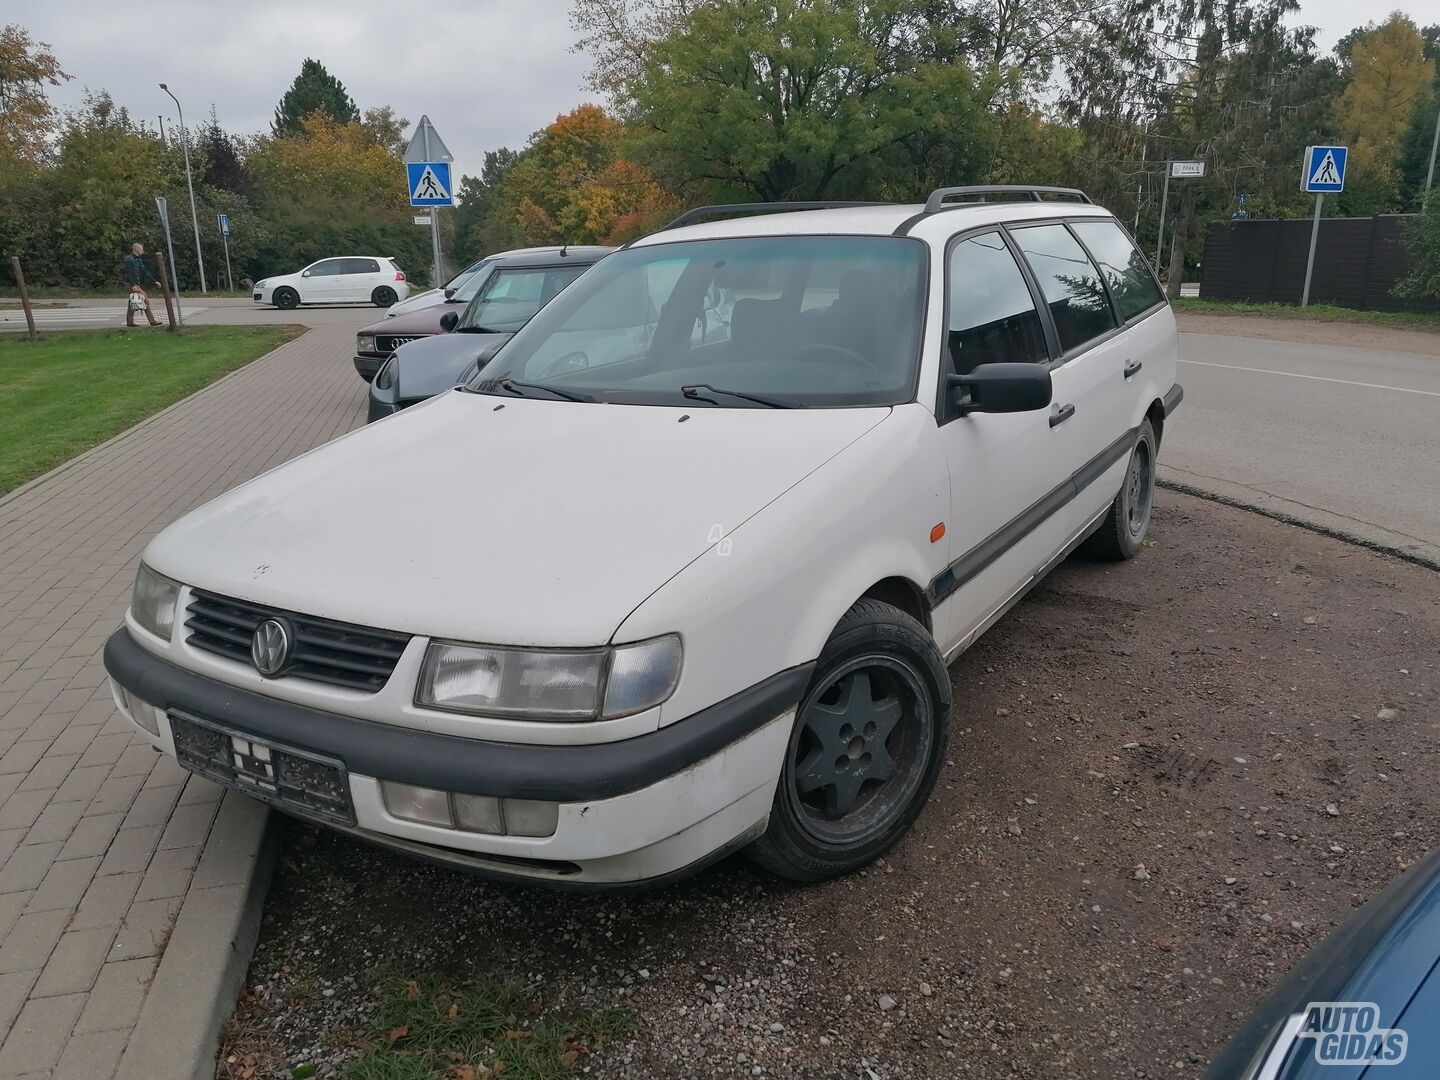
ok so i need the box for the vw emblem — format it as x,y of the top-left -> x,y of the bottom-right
251,619 -> 291,677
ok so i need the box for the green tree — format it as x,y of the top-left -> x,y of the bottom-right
1394,197 -> 1440,301
609,0 -> 994,201
361,105 -> 408,155
453,147 -> 524,263
0,24 -> 69,162
271,59 -> 359,137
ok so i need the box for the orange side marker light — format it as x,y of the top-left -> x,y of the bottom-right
930,522 -> 946,544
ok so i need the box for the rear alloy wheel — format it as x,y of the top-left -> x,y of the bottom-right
372,286 -> 398,307
273,287 -> 299,311
747,599 -> 950,881
1082,418 -> 1156,560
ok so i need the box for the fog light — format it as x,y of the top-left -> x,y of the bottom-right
453,794 -> 504,834
502,799 -> 559,838
111,680 -> 160,736
382,782 -> 453,827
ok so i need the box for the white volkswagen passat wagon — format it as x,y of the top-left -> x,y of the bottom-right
106,188 -> 1182,886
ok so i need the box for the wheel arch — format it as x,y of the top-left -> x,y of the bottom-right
1146,396 -> 1165,447
857,576 -> 931,634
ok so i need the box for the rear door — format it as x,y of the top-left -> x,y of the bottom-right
339,258 -> 383,302
932,229 -> 1073,652
1006,221 -> 1129,530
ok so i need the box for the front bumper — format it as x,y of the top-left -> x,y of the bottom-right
353,353 -> 385,381
104,628 -> 809,885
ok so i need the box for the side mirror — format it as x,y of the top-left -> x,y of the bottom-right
947,363 -> 1051,417
439,312 -> 459,332
443,288 -> 456,300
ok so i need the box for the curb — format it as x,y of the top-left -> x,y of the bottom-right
1157,472 -> 1440,574
0,324 -> 311,512
115,792 -> 276,1080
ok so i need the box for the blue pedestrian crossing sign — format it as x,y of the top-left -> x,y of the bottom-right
407,161 -> 453,207
1302,145 -> 1347,194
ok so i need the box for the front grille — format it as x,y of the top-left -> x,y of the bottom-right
376,335 -> 420,353
185,589 -> 410,693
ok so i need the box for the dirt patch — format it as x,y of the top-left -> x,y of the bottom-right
1174,311 -> 1440,357
221,491 -> 1439,1079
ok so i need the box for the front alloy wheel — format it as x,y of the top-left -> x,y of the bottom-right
748,598 -> 951,881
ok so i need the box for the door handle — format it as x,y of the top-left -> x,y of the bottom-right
1049,403 -> 1075,428
1124,360 -> 1143,379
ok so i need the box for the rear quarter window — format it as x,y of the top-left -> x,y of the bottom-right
1069,220 -> 1166,321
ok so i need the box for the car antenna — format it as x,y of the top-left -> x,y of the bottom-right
560,242 -> 568,257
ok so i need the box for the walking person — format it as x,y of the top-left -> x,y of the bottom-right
124,243 -> 162,327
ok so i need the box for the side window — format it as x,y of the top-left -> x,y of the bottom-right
342,258 -> 381,275
946,232 -> 1049,376
1069,220 -> 1165,321
306,259 -> 344,276
1011,224 -> 1117,353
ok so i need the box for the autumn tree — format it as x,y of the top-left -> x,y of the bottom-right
271,59 -> 359,137
0,24 -> 68,160
503,105 -> 674,243
1336,13 -> 1435,213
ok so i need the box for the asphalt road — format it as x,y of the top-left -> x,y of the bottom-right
1163,331 -> 1440,565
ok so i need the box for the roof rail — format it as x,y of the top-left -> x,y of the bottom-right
660,201 -> 891,232
923,186 -> 1092,213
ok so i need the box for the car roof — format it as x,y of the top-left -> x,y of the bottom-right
630,201 -> 1116,248
486,246 -> 615,268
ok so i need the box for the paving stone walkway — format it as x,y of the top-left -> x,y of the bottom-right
0,313 -> 368,1077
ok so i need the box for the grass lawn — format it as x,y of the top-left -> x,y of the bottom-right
0,325 -> 302,496
1173,296 -> 1440,330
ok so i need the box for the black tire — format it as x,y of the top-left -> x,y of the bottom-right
1082,418 -> 1157,560
273,287 -> 299,311
372,286 -> 398,307
746,598 -> 951,882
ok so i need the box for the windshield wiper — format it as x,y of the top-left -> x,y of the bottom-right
681,383 -> 795,409
455,325 -> 503,334
497,377 -> 597,403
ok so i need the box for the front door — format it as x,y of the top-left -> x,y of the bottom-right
932,230 -> 1074,655
301,259 -> 346,303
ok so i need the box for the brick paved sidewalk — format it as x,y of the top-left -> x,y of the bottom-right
0,316 -> 368,1077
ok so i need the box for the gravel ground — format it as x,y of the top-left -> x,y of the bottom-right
220,490 -> 1439,1079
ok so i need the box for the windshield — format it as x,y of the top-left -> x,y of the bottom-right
470,235 -> 927,408
456,264 -> 589,333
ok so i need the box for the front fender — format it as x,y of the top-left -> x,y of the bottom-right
616,404 -> 950,727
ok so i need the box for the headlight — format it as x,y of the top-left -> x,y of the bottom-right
357,333 -> 377,354
131,563 -> 180,641
417,635 -> 682,721
256,280 -> 268,289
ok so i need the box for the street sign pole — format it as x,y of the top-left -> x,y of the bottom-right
1299,145 -> 1347,308
1425,103 -> 1440,210
155,196 -> 183,326
1301,194 -> 1323,308
1154,164 -> 1172,270
422,123 -> 443,288
218,214 -> 234,292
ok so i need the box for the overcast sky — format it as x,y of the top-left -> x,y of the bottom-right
13,0 -> 1437,181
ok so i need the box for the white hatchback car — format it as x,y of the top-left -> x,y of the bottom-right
253,256 -> 410,310
106,187 -> 1181,887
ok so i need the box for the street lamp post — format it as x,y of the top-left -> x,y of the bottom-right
159,83 -> 207,294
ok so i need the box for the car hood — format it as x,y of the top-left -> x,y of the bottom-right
386,289 -> 446,317
392,331 -> 510,400
359,304 -> 462,338
145,393 -> 891,645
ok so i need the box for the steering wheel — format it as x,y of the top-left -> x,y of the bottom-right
789,342 -> 884,372
539,350 -> 588,377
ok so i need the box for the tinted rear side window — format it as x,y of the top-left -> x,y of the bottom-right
946,232 -> 1049,375
342,258 -> 381,275
1011,223 -> 1116,353
1070,220 -> 1165,321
